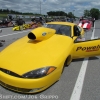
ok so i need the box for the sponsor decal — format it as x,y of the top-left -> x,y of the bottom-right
42,32 -> 47,36
76,45 -> 100,52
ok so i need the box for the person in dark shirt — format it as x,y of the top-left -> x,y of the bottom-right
92,18 -> 95,27
39,16 -> 43,25
31,18 -> 36,22
15,18 -> 25,30
16,18 -> 25,25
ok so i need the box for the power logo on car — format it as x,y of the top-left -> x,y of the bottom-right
76,45 -> 100,52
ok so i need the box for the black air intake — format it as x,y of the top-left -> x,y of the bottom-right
28,27 -> 55,41
28,32 -> 36,40
0,68 -> 22,78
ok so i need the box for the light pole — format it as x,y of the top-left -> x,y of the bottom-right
39,0 -> 41,15
73,10 -> 75,17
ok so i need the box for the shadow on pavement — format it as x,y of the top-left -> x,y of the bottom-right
72,56 -> 99,62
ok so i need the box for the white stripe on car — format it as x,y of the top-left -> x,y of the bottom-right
83,23 -> 88,28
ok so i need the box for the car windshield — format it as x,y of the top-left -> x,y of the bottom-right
44,24 -> 71,36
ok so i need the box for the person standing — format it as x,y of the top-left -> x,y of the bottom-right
92,17 -> 95,27
15,18 -> 25,30
39,16 -> 43,25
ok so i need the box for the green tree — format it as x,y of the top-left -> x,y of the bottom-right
84,10 -> 90,17
47,11 -> 67,16
67,12 -> 73,18
99,11 -> 100,19
90,8 -> 99,19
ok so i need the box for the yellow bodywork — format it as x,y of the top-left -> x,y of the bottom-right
12,25 -> 24,31
0,22 -> 100,93
13,23 -> 42,31
12,24 -> 32,31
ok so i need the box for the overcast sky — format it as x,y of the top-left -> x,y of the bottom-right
0,0 -> 100,17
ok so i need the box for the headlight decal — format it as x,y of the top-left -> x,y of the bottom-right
22,66 -> 56,79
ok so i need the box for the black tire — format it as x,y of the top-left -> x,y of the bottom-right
64,55 -> 72,66
62,55 -> 72,74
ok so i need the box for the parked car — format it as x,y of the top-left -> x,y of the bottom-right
78,18 -> 92,30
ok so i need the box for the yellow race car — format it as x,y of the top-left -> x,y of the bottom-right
12,22 -> 42,31
0,22 -> 100,93
12,24 -> 31,31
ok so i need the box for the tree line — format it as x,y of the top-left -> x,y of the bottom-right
0,9 -> 75,18
47,11 -> 74,18
84,8 -> 100,19
47,8 -> 100,19
0,9 -> 34,15
0,8 -> 100,19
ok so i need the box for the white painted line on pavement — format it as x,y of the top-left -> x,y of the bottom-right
70,23 -> 95,100
0,30 -> 31,37
91,23 -> 95,39
70,58 -> 88,100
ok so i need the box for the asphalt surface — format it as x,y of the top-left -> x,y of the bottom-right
0,21 -> 100,100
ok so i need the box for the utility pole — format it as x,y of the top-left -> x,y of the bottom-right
73,10 -> 75,17
39,0 -> 41,15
